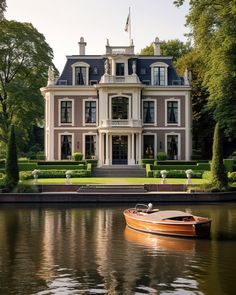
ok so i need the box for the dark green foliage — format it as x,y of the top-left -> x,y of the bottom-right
72,152 -> 83,161
211,123 -> 228,190
85,159 -> 98,167
18,162 -> 37,171
37,161 -> 85,166
146,164 -> 153,177
223,159 -> 234,173
156,152 -> 167,160
154,163 -> 210,171
20,170 -> 90,180
228,172 -> 236,183
0,20 -> 56,154
140,159 -> 154,168
5,125 -> 19,190
153,170 -> 203,178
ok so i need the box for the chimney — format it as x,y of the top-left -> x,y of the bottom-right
78,37 -> 87,55
153,37 -> 161,55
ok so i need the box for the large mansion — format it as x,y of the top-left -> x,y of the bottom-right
41,37 -> 192,166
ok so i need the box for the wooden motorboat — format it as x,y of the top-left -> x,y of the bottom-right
123,203 -> 211,238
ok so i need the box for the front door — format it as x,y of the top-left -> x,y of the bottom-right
112,136 -> 128,165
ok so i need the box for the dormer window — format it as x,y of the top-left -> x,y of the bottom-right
116,63 -> 125,76
72,62 -> 90,85
150,62 -> 168,86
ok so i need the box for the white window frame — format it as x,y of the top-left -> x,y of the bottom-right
58,132 -> 74,160
58,97 -> 74,126
165,132 -> 181,160
142,98 -> 157,126
109,94 -> 131,120
83,98 -> 98,126
83,132 -> 98,160
72,61 -> 90,86
165,98 -> 181,126
150,62 -> 168,86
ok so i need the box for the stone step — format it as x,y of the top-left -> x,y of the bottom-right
92,166 -> 146,178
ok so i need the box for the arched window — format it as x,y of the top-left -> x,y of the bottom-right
150,62 -> 168,86
71,62 -> 90,85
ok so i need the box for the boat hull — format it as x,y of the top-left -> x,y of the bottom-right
124,210 -> 211,238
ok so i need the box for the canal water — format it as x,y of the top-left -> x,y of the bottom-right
0,202 -> 236,295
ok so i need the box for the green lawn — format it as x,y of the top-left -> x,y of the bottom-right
23,177 -> 208,185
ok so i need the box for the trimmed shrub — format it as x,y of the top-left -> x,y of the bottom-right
146,164 -> 153,177
211,123 -> 228,190
36,151 -> 45,160
18,163 -> 37,171
223,159 -> 234,172
5,125 -> 19,190
202,171 -> 212,182
37,161 -> 85,165
140,159 -> 154,168
20,170 -> 90,180
229,172 -> 236,183
153,170 -> 203,178
156,152 -> 167,160
72,152 -> 83,161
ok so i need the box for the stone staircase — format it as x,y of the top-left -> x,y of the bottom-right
92,165 -> 146,178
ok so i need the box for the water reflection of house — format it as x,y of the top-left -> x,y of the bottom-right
41,37 -> 192,163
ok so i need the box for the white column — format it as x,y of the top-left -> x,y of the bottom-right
98,132 -> 102,167
139,133 -> 142,164
48,92 -> 54,160
131,132 -> 135,165
105,132 -> 109,165
185,91 -> 192,160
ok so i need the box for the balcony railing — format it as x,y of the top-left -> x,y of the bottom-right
100,119 -> 142,128
100,74 -> 140,84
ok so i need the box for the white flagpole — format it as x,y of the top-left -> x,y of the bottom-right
129,7 -> 131,45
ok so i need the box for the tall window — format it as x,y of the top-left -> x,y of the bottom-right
112,97 -> 128,119
167,135 -> 178,160
85,101 -> 96,123
61,101 -> 72,123
116,63 -> 125,76
143,135 -> 155,159
75,66 -> 87,85
85,135 -> 96,159
153,67 -> 165,86
61,135 -> 72,160
167,101 -> 178,124
143,101 -> 154,124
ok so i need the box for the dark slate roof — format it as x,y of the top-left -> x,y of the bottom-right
57,55 -> 182,86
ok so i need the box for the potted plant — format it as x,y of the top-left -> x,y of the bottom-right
32,169 -> 40,184
185,169 -> 193,185
65,170 -> 72,184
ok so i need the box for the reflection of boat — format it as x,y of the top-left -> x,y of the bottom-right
124,226 -> 196,252
123,203 -> 211,238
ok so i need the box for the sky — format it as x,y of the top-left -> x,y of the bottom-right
5,0 -> 190,73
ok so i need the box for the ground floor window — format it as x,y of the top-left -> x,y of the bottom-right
61,135 -> 72,160
167,135 -> 178,160
85,135 -> 96,159
143,135 -> 155,159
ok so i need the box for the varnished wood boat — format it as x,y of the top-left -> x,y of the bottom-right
123,203 -> 211,238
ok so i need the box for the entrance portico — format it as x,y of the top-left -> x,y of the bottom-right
98,129 -> 142,166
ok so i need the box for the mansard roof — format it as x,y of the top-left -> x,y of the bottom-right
57,54 -> 183,86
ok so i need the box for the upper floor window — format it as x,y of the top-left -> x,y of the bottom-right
116,63 -> 125,76
112,96 -> 128,119
167,101 -> 179,124
150,62 -> 168,86
85,101 -> 96,123
61,101 -> 72,124
143,101 -> 155,124
72,62 -> 90,85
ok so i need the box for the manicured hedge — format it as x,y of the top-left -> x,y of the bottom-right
223,159 -> 234,172
153,170 -> 203,178
37,161 -> 86,165
154,160 -> 197,166
154,163 -> 211,171
85,159 -> 98,167
20,169 -> 90,180
18,163 -> 37,171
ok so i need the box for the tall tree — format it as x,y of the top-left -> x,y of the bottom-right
176,50 -> 214,158
5,125 -> 19,190
0,0 -> 6,20
139,39 -> 191,62
174,0 -> 236,142
0,20 -> 56,153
